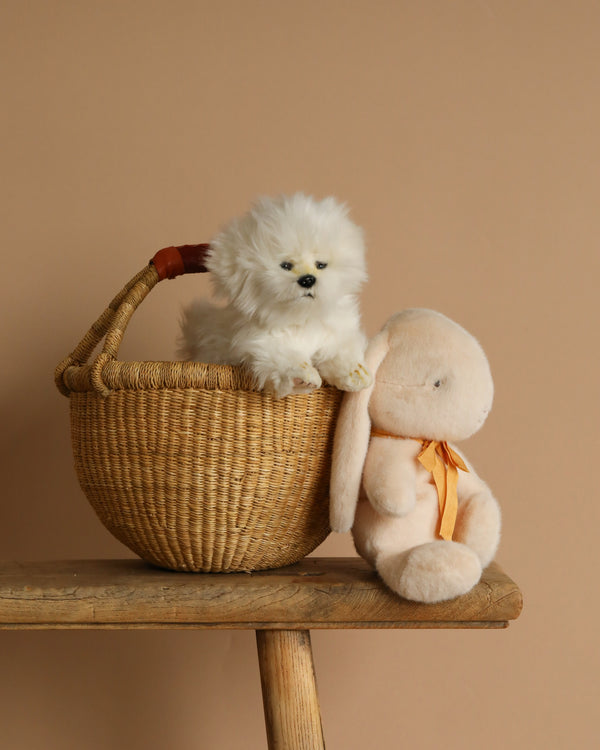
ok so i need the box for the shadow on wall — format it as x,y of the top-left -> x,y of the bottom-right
1,630 -> 266,750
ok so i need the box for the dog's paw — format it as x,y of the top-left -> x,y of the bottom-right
322,362 -> 372,392
290,362 -> 322,395
265,363 -> 322,399
292,376 -> 319,391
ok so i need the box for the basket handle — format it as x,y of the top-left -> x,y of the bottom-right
55,244 -> 210,397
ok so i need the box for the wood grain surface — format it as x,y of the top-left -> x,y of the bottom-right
0,557 -> 522,630
257,630 -> 325,750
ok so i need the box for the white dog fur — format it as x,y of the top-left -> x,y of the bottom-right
329,309 -> 501,603
178,193 -> 372,399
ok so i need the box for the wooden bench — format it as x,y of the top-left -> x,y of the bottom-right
0,557 -> 522,749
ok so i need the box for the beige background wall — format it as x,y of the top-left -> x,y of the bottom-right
1,1 -> 598,748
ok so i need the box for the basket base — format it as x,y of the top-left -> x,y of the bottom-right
70,384 -> 341,574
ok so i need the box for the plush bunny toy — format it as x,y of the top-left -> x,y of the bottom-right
329,309 -> 501,603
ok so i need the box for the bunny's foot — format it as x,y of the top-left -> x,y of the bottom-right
376,541 -> 482,603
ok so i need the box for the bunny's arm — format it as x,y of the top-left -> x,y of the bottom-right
363,437 -> 419,517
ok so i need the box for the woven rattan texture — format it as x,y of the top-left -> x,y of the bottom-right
71,385 -> 342,572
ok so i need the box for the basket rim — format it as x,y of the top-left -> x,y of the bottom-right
61,359 -> 340,394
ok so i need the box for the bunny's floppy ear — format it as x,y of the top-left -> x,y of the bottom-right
329,327 -> 390,533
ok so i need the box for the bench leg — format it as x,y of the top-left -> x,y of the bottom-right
256,629 -> 325,750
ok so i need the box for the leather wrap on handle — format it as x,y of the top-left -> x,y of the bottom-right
151,243 -> 211,280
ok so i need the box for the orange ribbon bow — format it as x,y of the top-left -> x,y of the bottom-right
370,429 -> 469,541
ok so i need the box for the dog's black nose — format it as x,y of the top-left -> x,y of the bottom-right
297,274 -> 316,289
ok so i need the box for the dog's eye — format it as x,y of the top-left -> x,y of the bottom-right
433,380 -> 442,388
280,261 -> 293,271
315,261 -> 328,270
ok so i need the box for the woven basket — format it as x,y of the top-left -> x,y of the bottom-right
55,244 -> 342,572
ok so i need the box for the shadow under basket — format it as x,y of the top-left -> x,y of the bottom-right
55,245 -> 343,572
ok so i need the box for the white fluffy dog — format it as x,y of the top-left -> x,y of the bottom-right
178,193 -> 372,399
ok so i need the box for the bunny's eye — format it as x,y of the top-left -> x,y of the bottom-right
433,380 -> 442,388
280,261 -> 293,271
